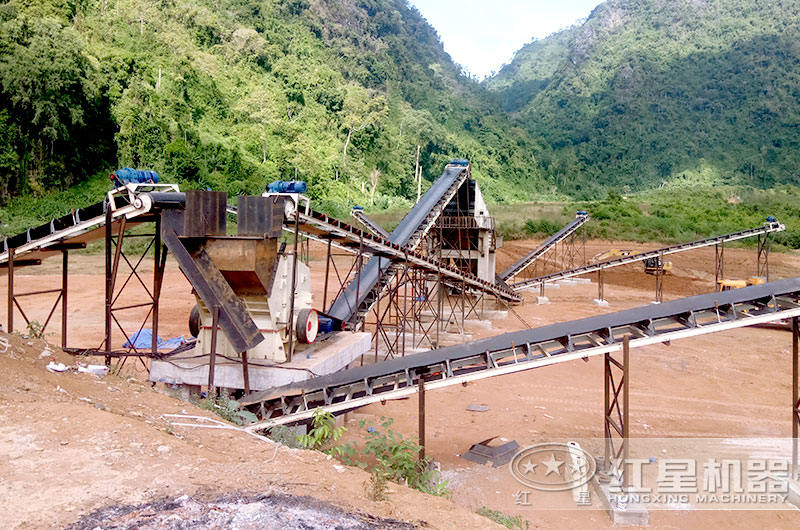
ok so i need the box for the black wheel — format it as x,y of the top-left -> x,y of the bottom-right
295,308 -> 319,344
189,305 -> 200,338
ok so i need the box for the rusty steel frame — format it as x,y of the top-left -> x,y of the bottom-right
715,242 -> 725,287
604,335 -> 630,490
103,211 -> 166,371
757,232 -> 771,280
5,245 -> 78,347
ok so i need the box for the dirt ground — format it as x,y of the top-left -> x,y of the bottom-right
2,238 -> 800,528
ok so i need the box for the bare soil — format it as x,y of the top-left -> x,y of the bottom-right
2,239 -> 800,528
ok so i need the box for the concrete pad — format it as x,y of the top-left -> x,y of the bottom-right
537,296 -> 550,305
592,480 -> 649,526
558,279 -> 578,285
573,278 -> 592,284
787,479 -> 800,509
593,298 -> 610,307
149,331 -> 371,391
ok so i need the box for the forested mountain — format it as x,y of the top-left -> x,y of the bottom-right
0,0 -> 545,212
486,0 -> 800,198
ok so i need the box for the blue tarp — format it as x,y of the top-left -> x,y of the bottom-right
123,329 -> 185,350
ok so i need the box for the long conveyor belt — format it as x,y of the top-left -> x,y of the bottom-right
242,277 -> 800,430
327,162 -> 473,325
498,211 -> 590,281
510,221 -> 785,291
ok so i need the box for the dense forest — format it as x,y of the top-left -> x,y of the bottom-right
0,0 -> 545,214
2,0 -> 800,225
487,0 -> 800,197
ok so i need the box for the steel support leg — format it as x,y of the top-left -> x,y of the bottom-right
598,269 -> 605,301
7,247 -> 13,333
757,233 -> 770,280
793,317 -> 799,480
715,243 -> 724,288
604,335 -> 629,490
104,207 -> 112,366
61,250 -> 68,348
418,369 -> 426,462
208,305 -> 219,394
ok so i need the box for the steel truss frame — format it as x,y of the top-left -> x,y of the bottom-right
243,278 -> 800,430
603,336 -> 630,488
5,245 -> 83,347
499,213 -> 589,281
512,222 -> 785,291
102,212 -> 166,370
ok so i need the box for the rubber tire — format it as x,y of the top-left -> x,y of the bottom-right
189,305 -> 200,338
295,308 -> 319,344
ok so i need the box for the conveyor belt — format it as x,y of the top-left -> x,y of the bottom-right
327,162 -> 474,324
511,221 -> 785,291
0,188 -> 182,267
498,212 -> 589,281
243,277 -> 800,430
292,208 -> 521,308
350,209 -> 389,239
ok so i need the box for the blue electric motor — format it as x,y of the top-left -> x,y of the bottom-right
111,168 -> 160,184
449,159 -> 469,167
267,180 -> 307,194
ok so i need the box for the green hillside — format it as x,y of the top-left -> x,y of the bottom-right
487,0 -> 800,197
0,0 -> 545,216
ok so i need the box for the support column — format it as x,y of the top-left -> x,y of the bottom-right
793,317 -> 799,480
418,368 -> 426,462
714,243 -> 725,288
604,335 -> 629,488
208,305 -> 219,395
597,269 -> 605,302
287,212 -> 300,362
61,250 -> 68,348
757,233 -> 770,280
7,247 -> 13,333
104,206 -> 112,366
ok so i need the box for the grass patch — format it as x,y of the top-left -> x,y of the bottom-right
475,506 -> 530,529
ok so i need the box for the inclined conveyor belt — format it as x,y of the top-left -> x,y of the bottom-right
326,163 -> 473,324
243,277 -> 800,429
511,221 -> 786,291
498,212 -> 590,281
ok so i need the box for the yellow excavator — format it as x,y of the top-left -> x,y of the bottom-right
717,276 -> 766,291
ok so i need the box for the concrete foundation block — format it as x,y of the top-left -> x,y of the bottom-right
592,481 -> 649,526
593,299 -> 610,307
150,332 -> 372,391
536,296 -> 550,305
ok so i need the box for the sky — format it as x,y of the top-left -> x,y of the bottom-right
409,0 -> 604,79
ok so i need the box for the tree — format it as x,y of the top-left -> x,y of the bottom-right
340,84 -> 387,170
0,15 -> 107,195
